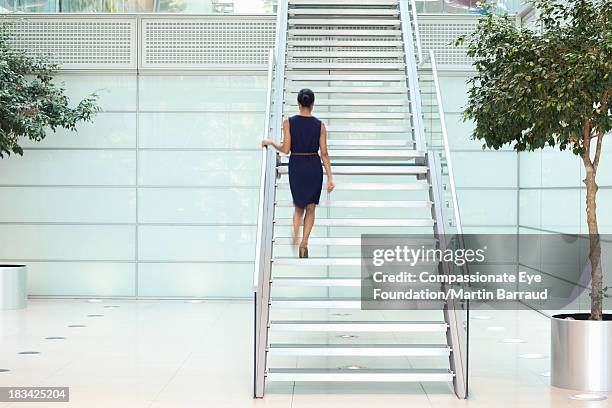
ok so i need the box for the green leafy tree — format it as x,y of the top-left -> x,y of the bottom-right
457,0 -> 612,320
0,22 -> 99,158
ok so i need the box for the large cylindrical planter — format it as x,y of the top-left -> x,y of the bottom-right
551,314 -> 612,392
0,265 -> 27,310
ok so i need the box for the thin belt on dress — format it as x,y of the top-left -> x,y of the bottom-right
291,152 -> 318,156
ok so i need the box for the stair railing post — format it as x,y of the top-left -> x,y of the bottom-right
254,0 -> 289,398
254,48 -> 275,398
427,152 -> 469,399
399,0 -> 426,152
409,0 -> 423,63
430,50 -> 462,234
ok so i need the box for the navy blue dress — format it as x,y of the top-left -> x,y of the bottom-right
288,115 -> 323,209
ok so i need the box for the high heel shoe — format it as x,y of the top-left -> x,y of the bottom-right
299,246 -> 309,259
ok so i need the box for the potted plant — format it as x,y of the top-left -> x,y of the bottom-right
457,0 -> 611,391
0,22 -> 99,309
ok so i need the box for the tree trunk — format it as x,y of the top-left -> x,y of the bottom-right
583,162 -> 602,320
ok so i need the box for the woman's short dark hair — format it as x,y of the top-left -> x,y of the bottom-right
297,88 -> 315,108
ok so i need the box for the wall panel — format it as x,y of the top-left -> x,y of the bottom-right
27,262 -> 136,297
138,263 -> 252,298
138,188 -> 257,224
138,151 -> 261,187
0,225 -> 135,261
457,190 -> 517,226
139,112 -> 264,149
0,151 -> 136,186
138,226 -> 255,262
57,74 -> 138,111
0,72 -> 265,298
0,187 -> 135,223
139,75 -> 267,111
20,113 -> 136,149
453,152 -> 517,188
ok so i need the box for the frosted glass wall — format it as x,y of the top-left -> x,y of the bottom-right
518,136 -> 612,315
0,73 -> 267,298
437,74 -> 518,235
518,142 -> 612,235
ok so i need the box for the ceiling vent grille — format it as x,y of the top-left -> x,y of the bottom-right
140,18 -> 276,69
7,18 -> 137,70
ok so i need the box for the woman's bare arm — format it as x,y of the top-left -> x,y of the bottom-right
261,118 -> 291,154
319,122 -> 335,193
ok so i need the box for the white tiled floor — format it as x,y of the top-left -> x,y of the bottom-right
0,300 -> 609,407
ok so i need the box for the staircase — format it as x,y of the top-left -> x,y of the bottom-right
254,0 -> 468,399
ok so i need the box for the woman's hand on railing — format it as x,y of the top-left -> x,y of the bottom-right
261,139 -> 273,148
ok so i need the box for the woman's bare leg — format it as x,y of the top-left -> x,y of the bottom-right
301,203 -> 316,247
293,206 -> 305,246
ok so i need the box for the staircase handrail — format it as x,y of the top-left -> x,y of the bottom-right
429,49 -> 462,234
410,0 -> 423,63
253,48 -> 275,289
400,0 -> 426,151
254,0 -> 289,398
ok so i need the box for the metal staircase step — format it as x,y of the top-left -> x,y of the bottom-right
273,237 -> 437,246
313,112 -> 408,119
268,343 -> 451,357
274,218 -> 434,227
287,62 -> 405,70
273,258 -> 362,266
289,0 -> 399,5
286,74 -> 405,81
275,200 -> 432,208
288,40 -> 403,47
272,256 -> 435,266
290,51 -> 403,59
270,320 -> 448,332
277,166 -> 427,175
325,125 -> 411,133
279,150 -> 424,160
271,297 -> 363,308
289,8 -> 399,16
266,368 -> 454,382
327,139 -> 413,147
288,29 -> 402,37
276,182 -> 429,191
297,99 -> 408,106
287,86 -> 407,93
272,276 -> 442,288
289,19 -> 401,27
